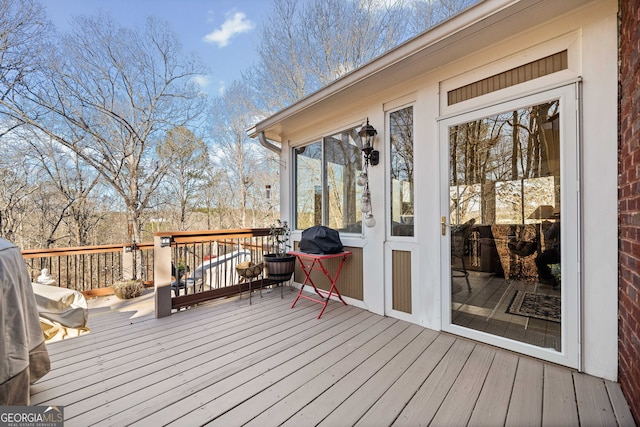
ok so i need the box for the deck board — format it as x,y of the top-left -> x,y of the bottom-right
393,338 -> 476,426
32,294 -> 313,403
243,320 -> 411,427
505,356 -> 543,426
543,363 -> 580,426
280,323 -> 424,427
468,350 -> 518,426
355,333 -> 457,426
606,380 -> 637,427
32,288 -> 635,426
574,373 -> 618,426
430,344 -> 496,426
210,314 -> 398,427
164,311 -> 390,426
317,328 -> 440,427
75,303 -> 357,424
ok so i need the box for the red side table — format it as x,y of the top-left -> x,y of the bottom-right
288,250 -> 352,319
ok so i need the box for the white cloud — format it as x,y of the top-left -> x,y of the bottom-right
203,11 -> 255,47
191,75 -> 211,88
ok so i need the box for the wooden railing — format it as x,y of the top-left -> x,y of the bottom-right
20,228 -> 283,315
154,228 -> 279,315
22,243 -> 154,293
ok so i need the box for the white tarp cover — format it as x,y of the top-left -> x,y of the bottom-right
0,239 -> 50,405
32,283 -> 90,342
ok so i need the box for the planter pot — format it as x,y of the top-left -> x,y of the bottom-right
263,254 -> 296,282
112,280 -> 144,299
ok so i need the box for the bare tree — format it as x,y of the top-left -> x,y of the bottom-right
156,126 -> 210,231
300,0 -> 408,86
2,13 -> 208,243
194,167 -> 225,230
409,0 -> 479,33
0,147 -> 39,246
0,0 -> 52,137
0,0 -> 482,248
210,81 -> 278,228
249,0 -> 409,112
247,0 -> 308,112
211,82 -> 254,228
0,0 -> 51,247
25,133 -> 107,246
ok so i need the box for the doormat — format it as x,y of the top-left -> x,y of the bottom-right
506,291 -> 561,323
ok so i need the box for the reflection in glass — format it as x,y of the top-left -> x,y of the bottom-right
295,142 -> 322,230
449,101 -> 562,352
325,131 -> 362,232
294,128 -> 363,233
390,106 -> 414,237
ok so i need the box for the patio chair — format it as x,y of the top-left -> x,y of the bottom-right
451,219 -> 475,293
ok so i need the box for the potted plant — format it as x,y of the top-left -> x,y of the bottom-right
112,279 -> 145,299
263,219 -> 296,282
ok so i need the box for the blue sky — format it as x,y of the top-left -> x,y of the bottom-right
45,0 -> 275,96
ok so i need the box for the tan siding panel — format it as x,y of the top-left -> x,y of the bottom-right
392,250 -> 412,313
538,59 -> 546,77
504,70 -> 512,88
447,51 -> 568,105
292,243 -> 364,301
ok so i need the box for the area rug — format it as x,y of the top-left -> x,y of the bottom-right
506,291 -> 561,323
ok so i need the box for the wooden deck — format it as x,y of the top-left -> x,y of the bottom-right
31,287 -> 635,426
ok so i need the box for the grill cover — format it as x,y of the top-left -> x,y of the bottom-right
299,226 -> 344,254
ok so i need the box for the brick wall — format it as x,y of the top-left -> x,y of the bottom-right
619,0 -> 640,423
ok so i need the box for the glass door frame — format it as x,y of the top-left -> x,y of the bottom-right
439,84 -> 581,369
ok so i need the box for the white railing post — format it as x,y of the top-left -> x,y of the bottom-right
154,236 -> 172,318
122,246 -> 134,280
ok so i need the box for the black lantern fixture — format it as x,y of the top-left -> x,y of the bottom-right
357,118 -> 378,228
359,118 -> 379,166
160,236 -> 172,248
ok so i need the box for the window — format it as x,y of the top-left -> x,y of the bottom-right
389,106 -> 414,237
295,141 -> 322,229
294,128 -> 362,233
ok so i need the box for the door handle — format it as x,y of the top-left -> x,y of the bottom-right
441,216 -> 450,236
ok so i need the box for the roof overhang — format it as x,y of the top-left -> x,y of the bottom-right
247,0 -> 597,141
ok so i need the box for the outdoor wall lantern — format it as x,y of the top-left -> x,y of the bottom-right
359,118 -> 379,166
357,118 -> 378,228
160,236 -> 172,248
